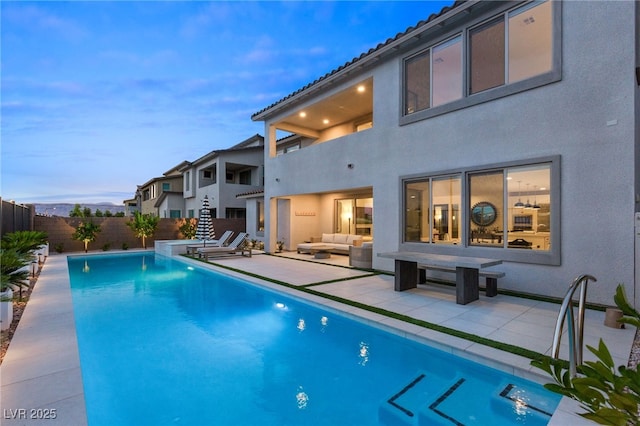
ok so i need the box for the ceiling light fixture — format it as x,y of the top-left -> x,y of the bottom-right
357,85 -> 365,93
299,112 -> 306,118
323,119 -> 329,124
514,181 -> 524,208
532,185 -> 541,209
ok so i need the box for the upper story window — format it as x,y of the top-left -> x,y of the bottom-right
185,171 -> 190,191
403,0 -> 556,119
239,170 -> 252,185
162,182 -> 171,191
199,166 -> 216,188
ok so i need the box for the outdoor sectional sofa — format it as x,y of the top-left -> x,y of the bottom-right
296,233 -> 364,255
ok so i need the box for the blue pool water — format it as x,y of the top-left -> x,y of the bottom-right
68,253 -> 560,426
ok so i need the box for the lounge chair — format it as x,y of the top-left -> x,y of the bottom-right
197,232 -> 251,260
186,230 -> 235,255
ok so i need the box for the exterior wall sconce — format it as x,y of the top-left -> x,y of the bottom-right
347,163 -> 354,169
275,178 -> 280,182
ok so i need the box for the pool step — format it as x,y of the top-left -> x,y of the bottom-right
489,382 -> 557,423
379,372 -> 455,426
380,374 -> 558,426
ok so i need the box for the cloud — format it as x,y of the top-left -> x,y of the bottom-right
2,4 -> 87,41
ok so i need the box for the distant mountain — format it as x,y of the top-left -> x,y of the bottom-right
35,203 -> 126,217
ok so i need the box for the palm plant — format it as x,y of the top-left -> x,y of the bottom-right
126,211 -> 159,249
0,230 -> 47,295
0,248 -> 31,294
1,230 -> 48,254
72,220 -> 101,253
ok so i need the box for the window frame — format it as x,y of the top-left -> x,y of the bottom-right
400,0 -> 561,126
400,155 -> 560,265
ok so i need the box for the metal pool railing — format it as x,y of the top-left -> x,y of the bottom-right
551,274 -> 597,377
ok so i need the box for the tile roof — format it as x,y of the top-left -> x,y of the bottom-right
235,189 -> 264,198
251,0 -> 465,120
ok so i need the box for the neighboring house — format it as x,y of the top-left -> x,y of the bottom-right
180,134 -> 265,220
123,197 -> 139,217
252,0 -> 640,305
138,161 -> 189,217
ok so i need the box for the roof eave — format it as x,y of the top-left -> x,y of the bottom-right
251,0 -> 477,122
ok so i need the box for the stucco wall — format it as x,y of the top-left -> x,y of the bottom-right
261,1 -> 638,305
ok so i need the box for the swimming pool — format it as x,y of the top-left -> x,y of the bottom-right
68,253 -> 560,425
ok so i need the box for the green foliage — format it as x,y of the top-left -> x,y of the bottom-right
532,284 -> 640,425
122,242 -> 129,250
0,231 -> 48,293
114,212 -> 125,217
69,204 -> 84,217
54,243 -> 64,253
1,231 -> 48,253
95,209 -> 103,217
72,220 -> 101,252
104,210 -> 113,217
0,248 -> 31,293
126,212 -> 159,249
101,243 -> 111,251
177,218 -> 197,239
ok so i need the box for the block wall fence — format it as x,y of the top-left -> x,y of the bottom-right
34,216 -> 246,253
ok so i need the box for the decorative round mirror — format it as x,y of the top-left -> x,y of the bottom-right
470,202 -> 497,227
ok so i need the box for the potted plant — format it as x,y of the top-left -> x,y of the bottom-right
276,239 -> 285,253
0,248 -> 32,331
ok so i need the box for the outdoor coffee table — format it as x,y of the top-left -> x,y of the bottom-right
311,245 -> 333,259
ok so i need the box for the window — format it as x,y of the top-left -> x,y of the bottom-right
257,201 -> 264,232
508,1 -> 553,83
402,1 -> 556,118
226,172 -> 234,183
404,51 -> 430,114
277,143 -> 301,156
239,170 -> 252,185
432,36 -> 463,106
162,182 -> 171,191
199,166 -> 216,188
403,157 -> 558,264
469,18 -> 505,94
169,210 -> 181,218
188,209 -> 194,218
404,176 -> 460,244
226,208 -> 245,219
185,171 -> 190,191
336,197 -> 373,236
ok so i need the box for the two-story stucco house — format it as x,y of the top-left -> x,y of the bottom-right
180,134 -> 265,219
138,161 -> 189,218
252,0 -> 640,306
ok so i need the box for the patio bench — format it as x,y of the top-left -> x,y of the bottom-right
418,264 -> 505,297
377,252 -> 502,305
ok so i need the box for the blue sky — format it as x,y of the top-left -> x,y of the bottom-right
1,1 -> 451,205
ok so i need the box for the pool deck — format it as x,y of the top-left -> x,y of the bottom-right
1,250 -> 635,425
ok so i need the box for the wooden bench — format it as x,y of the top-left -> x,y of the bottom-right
378,252 -> 502,305
418,264 -> 505,297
